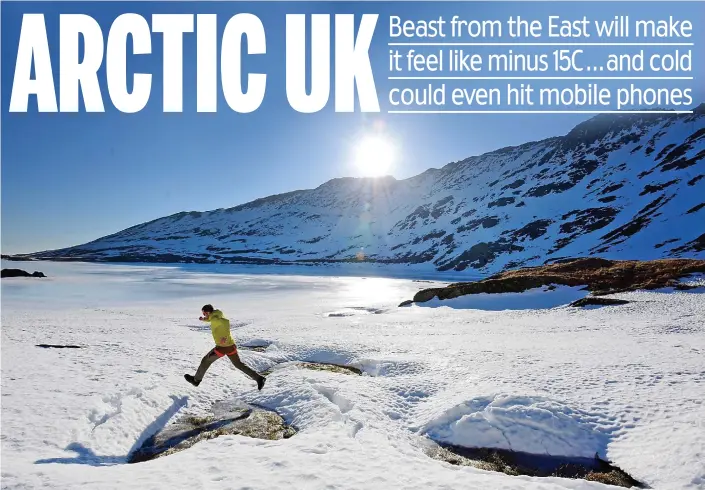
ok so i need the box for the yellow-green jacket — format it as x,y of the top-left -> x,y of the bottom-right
202,310 -> 235,346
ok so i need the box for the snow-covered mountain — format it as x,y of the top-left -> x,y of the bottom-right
25,106 -> 705,275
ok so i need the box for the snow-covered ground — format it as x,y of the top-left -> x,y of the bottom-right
2,261 -> 704,489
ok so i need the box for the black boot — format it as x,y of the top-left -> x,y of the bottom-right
257,376 -> 266,391
184,374 -> 200,387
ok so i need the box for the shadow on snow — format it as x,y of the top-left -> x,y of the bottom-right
34,395 -> 188,466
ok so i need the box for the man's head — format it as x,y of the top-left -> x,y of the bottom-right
201,304 -> 214,318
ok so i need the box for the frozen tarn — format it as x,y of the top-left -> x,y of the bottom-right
2,262 -> 704,489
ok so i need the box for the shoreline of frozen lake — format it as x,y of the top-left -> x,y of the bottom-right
1,258 -> 484,283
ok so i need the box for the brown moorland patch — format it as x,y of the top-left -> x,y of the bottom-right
409,258 -> 705,304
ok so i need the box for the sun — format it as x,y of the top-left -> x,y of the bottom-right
353,135 -> 397,177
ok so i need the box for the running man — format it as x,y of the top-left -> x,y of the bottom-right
184,304 -> 266,390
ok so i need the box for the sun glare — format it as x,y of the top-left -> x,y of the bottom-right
353,135 -> 397,177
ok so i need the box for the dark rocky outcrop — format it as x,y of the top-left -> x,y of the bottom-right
569,297 -> 630,307
36,344 -> 84,349
436,241 -> 524,272
687,202 -> 705,214
672,233 -> 705,254
598,194 -> 675,249
506,219 -> 553,241
427,443 -> 644,488
2,269 -> 46,278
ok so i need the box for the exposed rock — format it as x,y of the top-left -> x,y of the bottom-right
298,362 -> 362,375
488,197 -> 516,208
421,230 -> 446,242
655,135 -> 705,172
672,233 -> 705,254
598,194 -> 674,248
551,208 -> 619,253
501,179 -> 525,190
569,297 -> 630,307
560,208 -> 619,236
128,400 -> 295,463
262,362 -> 362,376
506,219 -> 553,241
436,240 -> 524,272
399,300 -> 414,307
426,443 -> 644,488
600,183 -> 624,195
639,179 -> 679,196
36,344 -> 84,349
655,238 -> 680,249
687,202 -> 705,214
655,143 -> 677,161
524,181 -> 575,198
456,216 -> 500,234
239,344 -> 269,353
688,174 -> 704,186
2,269 -> 46,278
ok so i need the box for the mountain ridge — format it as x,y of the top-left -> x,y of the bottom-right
17,107 -> 705,275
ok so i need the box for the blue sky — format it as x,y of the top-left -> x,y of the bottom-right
2,1 -> 703,254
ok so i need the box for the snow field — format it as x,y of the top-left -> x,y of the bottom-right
2,261 -> 704,489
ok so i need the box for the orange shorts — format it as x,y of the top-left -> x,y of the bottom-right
213,345 -> 237,358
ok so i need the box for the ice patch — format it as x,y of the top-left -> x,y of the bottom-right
238,339 -> 272,352
417,285 -> 589,311
356,358 -> 424,377
679,273 -> 705,288
421,394 -> 613,459
324,307 -> 386,317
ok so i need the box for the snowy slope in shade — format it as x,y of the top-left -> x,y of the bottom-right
25,107 -> 705,274
2,261 -> 704,489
